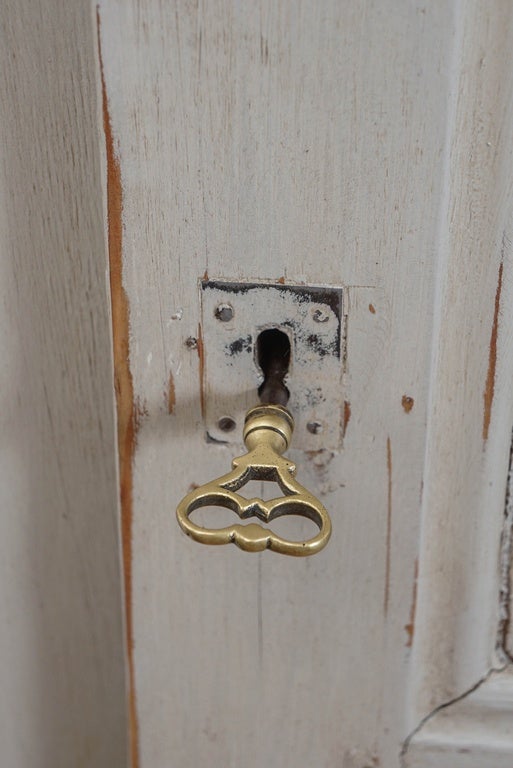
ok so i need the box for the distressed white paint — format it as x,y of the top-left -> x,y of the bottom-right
1,0 -> 508,766
405,670 -> 513,767
96,1 -> 513,766
407,0 -> 513,724
0,2 -> 127,766
94,0 -> 513,765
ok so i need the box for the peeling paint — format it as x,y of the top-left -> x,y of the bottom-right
384,437 -> 392,617
226,335 -> 252,356
201,280 -> 344,449
303,386 -> 324,407
305,332 -> 336,357
483,259 -> 503,441
202,280 -> 343,322
97,8 -> 139,766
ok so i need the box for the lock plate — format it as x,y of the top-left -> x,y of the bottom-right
200,279 -> 345,451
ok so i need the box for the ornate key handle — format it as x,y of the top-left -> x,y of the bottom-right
176,404 -> 332,556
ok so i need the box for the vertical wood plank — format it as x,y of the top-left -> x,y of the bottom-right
409,0 -> 513,725
0,2 -> 127,766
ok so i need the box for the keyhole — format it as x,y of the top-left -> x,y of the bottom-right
256,328 -> 291,406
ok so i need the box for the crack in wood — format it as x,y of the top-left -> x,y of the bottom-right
483,259 -> 503,442
399,669 -> 496,766
497,427 -> 513,662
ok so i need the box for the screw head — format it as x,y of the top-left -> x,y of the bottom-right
185,336 -> 198,349
312,307 -> 330,323
218,416 -> 236,432
307,420 -> 324,435
214,303 -> 234,322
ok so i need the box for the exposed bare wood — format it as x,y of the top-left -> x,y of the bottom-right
96,10 -> 139,765
483,262 -> 504,442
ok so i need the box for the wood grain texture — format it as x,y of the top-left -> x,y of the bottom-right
0,2 -> 127,766
407,0 -> 513,728
96,1 -> 513,766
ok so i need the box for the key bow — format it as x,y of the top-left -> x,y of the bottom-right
176,405 -> 332,556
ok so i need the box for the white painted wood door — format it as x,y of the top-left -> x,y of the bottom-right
2,2 -> 513,767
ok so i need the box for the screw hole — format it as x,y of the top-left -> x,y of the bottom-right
218,416 -> 236,432
214,303 -> 234,322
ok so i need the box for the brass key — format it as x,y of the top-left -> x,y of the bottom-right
176,404 -> 331,556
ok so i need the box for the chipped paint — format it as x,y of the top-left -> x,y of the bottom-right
343,401 -> 351,437
305,449 -> 337,495
384,437 -> 392,617
401,395 -> 414,414
304,386 -> 324,407
305,331 -> 337,357
404,559 -> 419,647
226,335 -> 252,355
97,8 -> 139,766
134,397 -> 149,428
483,260 -> 503,441
368,303 -> 376,314
200,280 -> 344,449
168,371 -> 176,414
202,280 -> 343,328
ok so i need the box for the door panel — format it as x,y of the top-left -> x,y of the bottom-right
3,1 -> 513,767
96,2 -> 513,767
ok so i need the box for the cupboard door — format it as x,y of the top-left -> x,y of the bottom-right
5,1 -> 513,767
